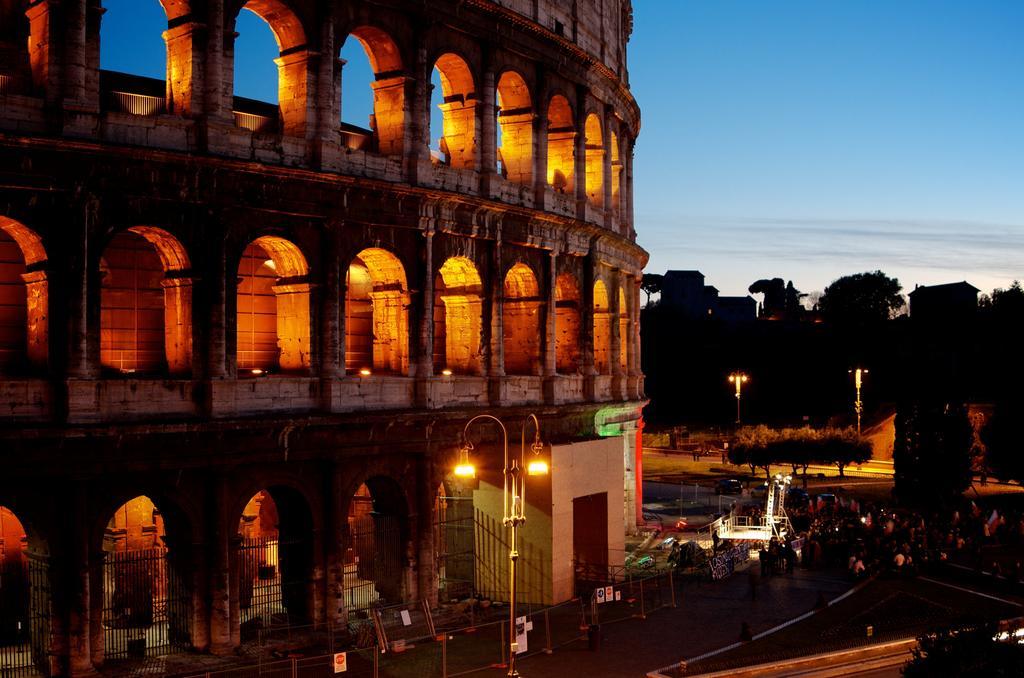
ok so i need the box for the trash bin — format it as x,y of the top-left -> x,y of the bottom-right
588,624 -> 601,651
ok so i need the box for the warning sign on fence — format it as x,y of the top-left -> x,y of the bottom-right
595,588 -> 605,603
333,652 -> 347,673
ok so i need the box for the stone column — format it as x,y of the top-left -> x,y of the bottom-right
407,34 -> 431,183
205,222 -> 228,379
625,135 -> 635,237
488,237 -> 504,404
202,0 -> 230,122
209,475 -> 234,655
602,110 -> 614,230
320,224 -> 343,379
65,197 -> 93,379
609,271 -> 624,401
162,20 -> 206,116
574,86 -> 589,221
275,49 -> 317,139
62,0 -> 86,104
21,269 -> 49,370
68,485 -> 95,676
160,275 -> 194,375
271,282 -> 315,373
415,229 -> 435,405
313,19 -> 336,146
581,249 -> 597,402
479,57 -> 497,194
532,67 -> 548,207
24,0 -> 63,105
542,250 -> 558,403
325,464 -> 346,624
415,455 -> 438,608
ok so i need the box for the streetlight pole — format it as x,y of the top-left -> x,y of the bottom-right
457,413 -> 547,678
850,368 -> 868,435
728,372 -> 749,425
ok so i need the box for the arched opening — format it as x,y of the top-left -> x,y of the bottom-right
496,71 -> 533,184
555,273 -> 581,374
97,1 -> 169,115
236,236 -> 311,374
0,1 -> 34,95
433,257 -> 484,375
0,505 -> 49,676
611,131 -> 622,219
503,263 -> 541,375
100,227 -> 191,375
584,113 -> 604,209
345,248 -> 409,375
101,496 -> 192,662
231,1 -> 309,136
593,279 -> 611,375
237,488 -> 314,638
345,478 -> 409,618
0,218 -> 47,373
618,286 -> 629,371
546,95 -> 575,193
434,480 -> 475,603
430,53 -> 477,169
342,27 -> 405,155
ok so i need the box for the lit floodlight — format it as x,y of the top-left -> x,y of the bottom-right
527,460 -> 549,476
454,463 -> 476,478
441,369 -> 453,376
359,368 -> 372,377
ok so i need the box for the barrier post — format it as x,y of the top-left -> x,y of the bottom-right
374,646 -> 379,678
442,632 -> 448,678
290,657 -> 297,678
544,608 -> 553,654
669,570 -> 677,608
639,577 -> 647,619
500,620 -> 507,667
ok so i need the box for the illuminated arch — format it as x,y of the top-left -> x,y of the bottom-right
0,503 -> 50,674
593,279 -> 611,374
496,71 -> 533,184
431,53 -> 477,169
100,227 -> 192,375
236,236 -> 311,373
0,218 -> 47,372
611,130 -> 622,218
345,26 -> 406,155
433,256 -> 484,375
101,495 -> 193,659
554,272 -> 581,374
584,113 -> 604,208
236,486 -> 315,637
345,248 -> 409,375
546,95 -> 575,193
345,476 -> 411,615
232,1 -> 310,136
503,263 -> 541,375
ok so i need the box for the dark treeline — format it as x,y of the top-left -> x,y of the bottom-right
641,277 -> 1024,429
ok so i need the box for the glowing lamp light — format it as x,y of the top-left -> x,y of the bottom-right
454,463 -> 476,479
441,369 -> 453,377
359,368 -> 372,377
250,368 -> 265,376
527,460 -> 549,476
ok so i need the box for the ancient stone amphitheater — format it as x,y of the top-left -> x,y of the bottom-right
0,1 -> 645,674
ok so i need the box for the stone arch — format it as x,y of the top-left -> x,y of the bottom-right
554,272 -> 581,374
593,278 -> 611,374
496,70 -> 533,184
236,235 -> 312,374
0,218 -> 47,373
99,494 -> 194,661
99,227 -> 192,375
345,247 -> 409,375
231,1 -> 311,137
546,94 -> 575,193
344,475 -> 411,616
584,112 -> 604,208
503,262 -> 541,375
236,485 -> 316,638
610,129 -> 622,218
344,26 -> 405,155
431,52 -> 477,169
0,502 -> 51,676
433,256 -> 484,375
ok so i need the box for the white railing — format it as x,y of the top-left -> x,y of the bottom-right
0,74 -> 12,95
110,91 -> 165,116
233,111 -> 276,134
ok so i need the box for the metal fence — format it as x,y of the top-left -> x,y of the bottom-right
0,552 -> 51,677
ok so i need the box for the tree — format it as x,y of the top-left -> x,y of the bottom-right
982,401 -> 1024,483
904,624 -> 1024,678
730,426 -> 868,480
640,273 -> 663,307
894,401 -> 973,506
818,270 -> 904,324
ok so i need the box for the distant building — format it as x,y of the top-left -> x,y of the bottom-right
909,281 -> 979,322
660,270 -> 756,324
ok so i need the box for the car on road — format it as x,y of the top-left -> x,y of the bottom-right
715,479 -> 743,495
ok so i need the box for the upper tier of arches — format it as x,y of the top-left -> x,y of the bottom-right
0,0 -> 637,238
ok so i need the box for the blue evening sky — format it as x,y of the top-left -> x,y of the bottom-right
99,1 -> 1024,297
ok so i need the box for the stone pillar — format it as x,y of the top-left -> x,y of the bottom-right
271,282 -> 314,372
407,34 -> 431,183
24,0 -> 63,104
312,19 -> 336,153
320,224 -> 343,379
162,20 -> 206,116
161,275 -> 194,375
325,464 -> 346,624
204,221 -> 228,379
65,197 -> 92,379
415,229 -> 435,404
371,75 -> 410,156
68,486 -> 95,676
532,67 -> 548,207
479,59 -> 497,193
574,87 -> 589,221
631,274 -> 643,398
21,269 -> 49,370
581,250 -> 597,402
203,0 -> 230,122
275,49 -> 317,139
209,476 -> 233,655
62,0 -> 86,104
602,110 -> 614,229
609,272 -> 624,402
416,455 -> 438,608
488,237 -> 504,404
624,135 -> 635,237
542,250 -> 558,403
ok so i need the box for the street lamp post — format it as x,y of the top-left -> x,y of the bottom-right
849,367 -> 868,435
456,413 -> 547,677
728,372 -> 749,425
